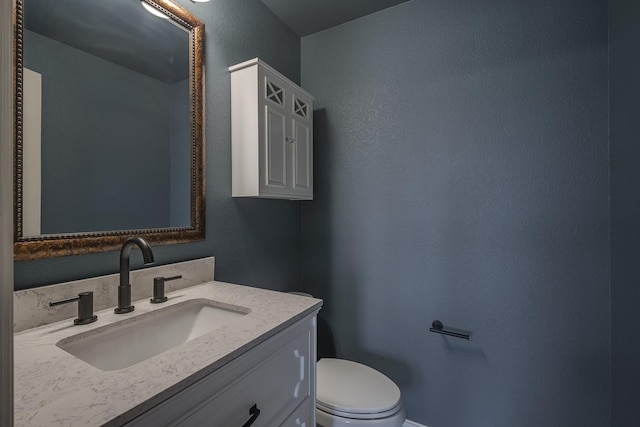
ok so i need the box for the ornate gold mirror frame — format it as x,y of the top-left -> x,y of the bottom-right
13,0 -> 205,261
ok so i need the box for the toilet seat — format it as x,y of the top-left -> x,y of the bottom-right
316,358 -> 402,420
317,400 -> 403,420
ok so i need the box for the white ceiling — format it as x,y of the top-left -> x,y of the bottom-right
261,0 -> 411,37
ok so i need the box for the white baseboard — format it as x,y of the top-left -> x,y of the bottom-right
404,420 -> 428,427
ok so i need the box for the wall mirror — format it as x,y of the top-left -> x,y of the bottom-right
13,0 -> 205,261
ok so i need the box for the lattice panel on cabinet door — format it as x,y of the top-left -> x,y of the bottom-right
293,97 -> 308,119
266,79 -> 284,106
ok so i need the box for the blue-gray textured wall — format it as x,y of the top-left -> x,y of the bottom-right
610,0 -> 640,425
170,78 -> 191,228
301,0 -> 610,426
14,0 -> 302,292
24,30 -> 173,233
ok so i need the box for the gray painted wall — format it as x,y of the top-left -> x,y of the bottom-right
24,30 -> 172,233
13,0 -> 621,425
301,0 -> 610,426
610,0 -> 640,425
170,79 -> 191,228
14,0 -> 302,292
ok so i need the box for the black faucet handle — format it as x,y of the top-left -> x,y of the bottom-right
150,275 -> 182,304
49,292 -> 98,325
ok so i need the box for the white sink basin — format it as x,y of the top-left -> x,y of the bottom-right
56,299 -> 250,371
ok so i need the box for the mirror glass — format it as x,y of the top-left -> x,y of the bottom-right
14,0 -> 205,260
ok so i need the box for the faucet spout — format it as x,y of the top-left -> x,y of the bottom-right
115,236 -> 155,314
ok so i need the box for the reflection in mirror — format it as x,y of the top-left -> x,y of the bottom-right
14,0 -> 205,260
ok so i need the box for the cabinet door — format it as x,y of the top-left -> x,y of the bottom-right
290,117 -> 312,197
263,104 -> 288,193
260,71 -> 289,196
289,93 -> 313,199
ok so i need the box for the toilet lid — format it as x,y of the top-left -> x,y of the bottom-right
316,358 -> 402,417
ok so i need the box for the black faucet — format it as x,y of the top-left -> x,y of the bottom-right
115,236 -> 155,314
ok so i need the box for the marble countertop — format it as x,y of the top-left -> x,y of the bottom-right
14,281 -> 322,427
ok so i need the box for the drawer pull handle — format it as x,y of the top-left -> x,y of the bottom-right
242,404 -> 260,427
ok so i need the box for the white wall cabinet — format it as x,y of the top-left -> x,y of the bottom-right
126,313 -> 317,427
230,58 -> 314,200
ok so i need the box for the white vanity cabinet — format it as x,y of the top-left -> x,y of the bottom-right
230,58 -> 314,200
126,313 -> 317,427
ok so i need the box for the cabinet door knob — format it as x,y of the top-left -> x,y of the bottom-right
241,404 -> 260,427
285,136 -> 296,143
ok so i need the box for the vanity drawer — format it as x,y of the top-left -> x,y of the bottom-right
176,329 -> 311,426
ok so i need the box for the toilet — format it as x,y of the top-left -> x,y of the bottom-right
288,292 -> 406,427
316,358 -> 406,427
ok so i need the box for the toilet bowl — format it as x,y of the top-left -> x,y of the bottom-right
287,292 -> 406,426
316,358 -> 406,427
